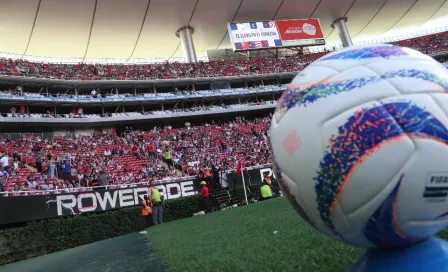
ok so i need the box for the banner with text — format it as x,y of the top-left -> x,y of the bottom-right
224,165 -> 277,189
0,178 -> 200,225
0,167 -> 276,225
228,21 -> 282,50
228,18 -> 325,51
276,19 -> 325,46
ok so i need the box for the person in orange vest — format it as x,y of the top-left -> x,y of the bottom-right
142,195 -> 153,227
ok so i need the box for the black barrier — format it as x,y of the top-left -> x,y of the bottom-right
0,167 -> 275,225
225,165 -> 277,189
0,177 -> 201,226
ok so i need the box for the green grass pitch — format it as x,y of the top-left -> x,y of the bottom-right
147,197 -> 448,272
2,197 -> 446,272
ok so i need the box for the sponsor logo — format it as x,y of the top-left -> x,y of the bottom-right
276,19 -> 324,42
284,27 -> 303,35
303,23 -> 316,36
55,181 -> 197,216
260,168 -> 276,182
155,180 -> 196,200
284,23 -> 316,36
423,172 -> 448,199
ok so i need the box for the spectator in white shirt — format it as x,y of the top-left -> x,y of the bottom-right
104,149 -> 112,156
0,154 -> 10,173
41,180 -> 53,191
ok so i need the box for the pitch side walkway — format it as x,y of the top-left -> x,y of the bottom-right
0,231 -> 164,272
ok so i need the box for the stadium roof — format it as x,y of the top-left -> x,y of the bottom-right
0,0 -> 447,62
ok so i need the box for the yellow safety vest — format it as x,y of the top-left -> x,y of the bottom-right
261,184 -> 272,198
152,188 -> 161,203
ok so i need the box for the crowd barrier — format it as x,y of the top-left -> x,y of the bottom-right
0,85 -> 286,103
0,164 -> 275,225
0,104 -> 277,124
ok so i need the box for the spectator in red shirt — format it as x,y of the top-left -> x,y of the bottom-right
200,180 -> 210,213
124,163 -> 131,173
131,145 -> 138,155
19,105 -> 25,115
146,144 -> 155,159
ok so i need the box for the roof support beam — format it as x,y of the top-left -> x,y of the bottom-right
331,17 -> 353,48
176,26 -> 197,63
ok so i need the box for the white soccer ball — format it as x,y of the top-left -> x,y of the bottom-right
269,44 -> 448,249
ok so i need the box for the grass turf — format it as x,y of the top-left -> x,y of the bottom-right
0,197 -> 446,272
1,232 -> 164,272
147,197 -> 363,272
147,197 -> 448,272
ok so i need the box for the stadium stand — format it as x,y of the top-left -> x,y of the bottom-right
0,31 -> 446,81
0,114 -> 271,195
1,31 -> 448,195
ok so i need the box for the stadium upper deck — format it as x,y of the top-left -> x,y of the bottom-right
0,32 -> 447,81
0,32 -> 446,128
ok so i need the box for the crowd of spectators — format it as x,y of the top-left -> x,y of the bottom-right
0,31 -> 447,81
0,55 -> 308,80
124,114 -> 271,174
394,31 -> 448,55
0,114 -> 272,195
1,31 -> 448,195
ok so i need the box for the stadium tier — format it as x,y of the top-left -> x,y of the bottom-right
0,115 -> 271,195
0,31 -> 448,196
0,32 -> 447,81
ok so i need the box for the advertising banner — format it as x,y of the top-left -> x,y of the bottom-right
225,165 -> 277,189
0,166 -> 276,225
276,19 -> 324,40
0,178 -> 200,225
276,19 -> 326,46
228,18 -> 326,51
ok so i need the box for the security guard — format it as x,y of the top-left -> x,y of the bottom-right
260,180 -> 273,201
141,195 -> 152,227
151,187 -> 163,225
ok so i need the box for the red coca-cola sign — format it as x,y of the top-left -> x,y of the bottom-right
276,19 -> 324,41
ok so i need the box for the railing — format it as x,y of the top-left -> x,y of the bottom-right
0,176 -> 190,197
0,72 -> 297,87
0,103 -> 278,124
0,132 -> 54,141
0,85 -> 287,103
0,163 -> 274,197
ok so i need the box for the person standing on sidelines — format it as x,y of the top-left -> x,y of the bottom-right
260,180 -> 273,201
151,187 -> 163,225
200,181 -> 210,213
141,195 -> 152,227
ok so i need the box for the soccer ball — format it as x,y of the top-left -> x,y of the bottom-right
269,44 -> 448,249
